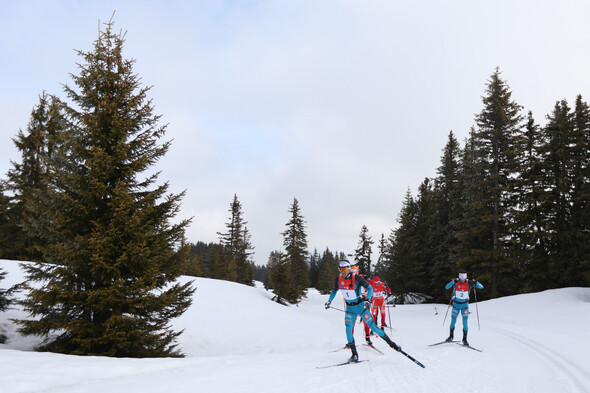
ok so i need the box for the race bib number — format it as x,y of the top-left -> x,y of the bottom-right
341,289 -> 357,301
455,289 -> 469,300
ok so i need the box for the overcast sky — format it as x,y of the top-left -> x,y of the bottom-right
2,1 -> 590,267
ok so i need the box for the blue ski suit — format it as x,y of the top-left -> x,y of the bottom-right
445,279 -> 484,332
328,272 -> 387,345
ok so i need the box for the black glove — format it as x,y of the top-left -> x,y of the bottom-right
364,301 -> 371,310
470,279 -> 477,285
453,278 -> 458,283
324,301 -> 331,309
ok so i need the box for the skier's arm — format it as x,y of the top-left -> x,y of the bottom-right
470,279 -> 484,289
444,280 -> 455,290
327,276 -> 340,303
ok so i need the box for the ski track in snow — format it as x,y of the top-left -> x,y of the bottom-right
488,324 -> 590,393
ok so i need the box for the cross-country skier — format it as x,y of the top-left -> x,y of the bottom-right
325,260 -> 401,362
444,272 -> 483,346
369,276 -> 391,329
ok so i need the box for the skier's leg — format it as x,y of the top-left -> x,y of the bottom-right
344,311 -> 356,344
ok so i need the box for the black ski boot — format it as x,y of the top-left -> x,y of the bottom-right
445,327 -> 454,342
462,330 -> 469,346
382,334 -> 401,352
349,343 -> 359,363
365,335 -> 372,345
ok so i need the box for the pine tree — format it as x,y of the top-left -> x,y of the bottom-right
384,190 -> 421,303
538,100 -> 580,287
354,225 -> 374,276
15,17 -> 194,357
512,111 -> 548,291
316,248 -> 338,294
570,96 -> 590,286
308,248 -> 320,288
430,131 -> 463,301
455,69 -> 523,297
372,233 -> 388,279
413,178 -> 438,297
281,198 -> 310,301
216,194 -> 254,285
5,92 -> 64,261
267,250 -> 295,304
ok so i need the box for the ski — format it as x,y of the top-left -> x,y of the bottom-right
316,360 -> 368,369
456,342 -> 483,352
363,343 -> 384,354
429,340 -> 460,346
329,346 -> 349,353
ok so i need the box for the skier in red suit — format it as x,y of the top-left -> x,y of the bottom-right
369,276 -> 391,329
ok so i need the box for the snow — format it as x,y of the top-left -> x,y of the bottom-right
1,258 -> 589,393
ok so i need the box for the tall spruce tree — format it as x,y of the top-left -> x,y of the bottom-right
5,92 -> 64,261
455,69 -> 523,297
216,194 -> 254,285
372,233 -> 388,279
413,178 -> 438,298
384,190 -> 421,303
512,111 -> 548,291
281,198 -> 309,301
538,100 -> 581,288
353,225 -> 373,276
430,131 -> 463,301
15,17 -> 194,357
570,96 -> 590,286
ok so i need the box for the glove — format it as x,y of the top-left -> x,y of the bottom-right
324,301 -> 331,309
360,294 -> 368,301
470,279 -> 477,285
364,301 -> 371,310
453,278 -> 458,283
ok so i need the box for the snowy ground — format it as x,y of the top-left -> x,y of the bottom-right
1,258 -> 589,393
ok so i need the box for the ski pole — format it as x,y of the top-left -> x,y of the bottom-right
442,290 -> 455,326
327,305 -> 346,313
473,286 -> 480,330
396,347 -> 426,369
387,301 -> 392,330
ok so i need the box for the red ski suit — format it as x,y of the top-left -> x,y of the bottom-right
369,279 -> 391,326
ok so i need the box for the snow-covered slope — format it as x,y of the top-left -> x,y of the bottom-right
1,259 -> 589,393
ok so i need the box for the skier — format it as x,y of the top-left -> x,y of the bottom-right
369,276 -> 391,329
325,260 -> 401,362
444,272 -> 483,346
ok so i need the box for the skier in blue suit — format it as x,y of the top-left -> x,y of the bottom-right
325,260 -> 400,362
444,272 -> 483,345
